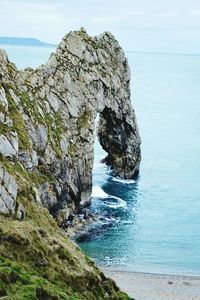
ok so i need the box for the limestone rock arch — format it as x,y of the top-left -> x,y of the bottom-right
0,28 -> 141,222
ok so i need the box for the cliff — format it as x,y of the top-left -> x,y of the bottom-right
0,28 -> 140,299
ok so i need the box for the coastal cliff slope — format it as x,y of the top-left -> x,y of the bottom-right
0,28 -> 140,299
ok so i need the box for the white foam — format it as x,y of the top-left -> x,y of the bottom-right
93,161 -> 105,169
105,196 -> 127,208
92,186 -> 109,198
92,186 -> 127,208
112,177 -> 135,184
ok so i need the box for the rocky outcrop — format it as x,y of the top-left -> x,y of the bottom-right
0,28 -> 141,224
0,28 -> 140,300
0,166 -> 17,214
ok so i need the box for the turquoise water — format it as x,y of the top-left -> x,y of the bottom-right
78,52 -> 200,275
3,45 -> 200,275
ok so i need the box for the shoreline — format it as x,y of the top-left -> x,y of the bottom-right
103,267 -> 200,280
102,268 -> 200,300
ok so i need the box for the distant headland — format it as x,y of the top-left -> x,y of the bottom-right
0,37 -> 55,47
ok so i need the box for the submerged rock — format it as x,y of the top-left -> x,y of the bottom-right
0,28 -> 141,223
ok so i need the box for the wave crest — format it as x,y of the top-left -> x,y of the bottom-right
92,186 -> 127,208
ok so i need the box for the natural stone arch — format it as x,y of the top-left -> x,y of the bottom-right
0,28 -> 141,223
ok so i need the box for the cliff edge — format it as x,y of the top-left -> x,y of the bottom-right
0,28 -> 140,299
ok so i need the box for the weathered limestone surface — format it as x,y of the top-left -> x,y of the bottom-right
0,165 -> 17,214
0,28 -> 141,223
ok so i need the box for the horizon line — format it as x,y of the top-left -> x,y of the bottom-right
0,37 -> 199,56
125,50 -> 200,56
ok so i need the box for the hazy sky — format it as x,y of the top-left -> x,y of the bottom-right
1,0 -> 200,53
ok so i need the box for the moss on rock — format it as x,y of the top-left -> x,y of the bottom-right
0,28 -> 140,299
0,190 -> 133,299
6,90 -> 31,151
0,154 -> 132,299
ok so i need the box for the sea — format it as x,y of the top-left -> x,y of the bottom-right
2,44 -> 200,276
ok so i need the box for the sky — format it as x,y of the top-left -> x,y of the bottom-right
0,0 -> 200,53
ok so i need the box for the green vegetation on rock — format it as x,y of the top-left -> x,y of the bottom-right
0,148 -> 132,299
5,88 -> 31,151
77,110 -> 91,130
0,28 -> 141,299
0,170 -> 132,299
45,112 -> 64,159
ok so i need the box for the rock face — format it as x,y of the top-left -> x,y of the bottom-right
0,29 -> 139,299
0,166 -> 18,214
0,28 -> 141,223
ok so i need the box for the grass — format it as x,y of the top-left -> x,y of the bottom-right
20,91 -> 44,125
0,150 -> 132,299
44,112 -> 65,159
0,256 -> 80,300
76,110 -> 91,130
68,144 -> 77,156
0,195 -> 132,299
5,90 -> 31,151
0,41 -> 134,299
